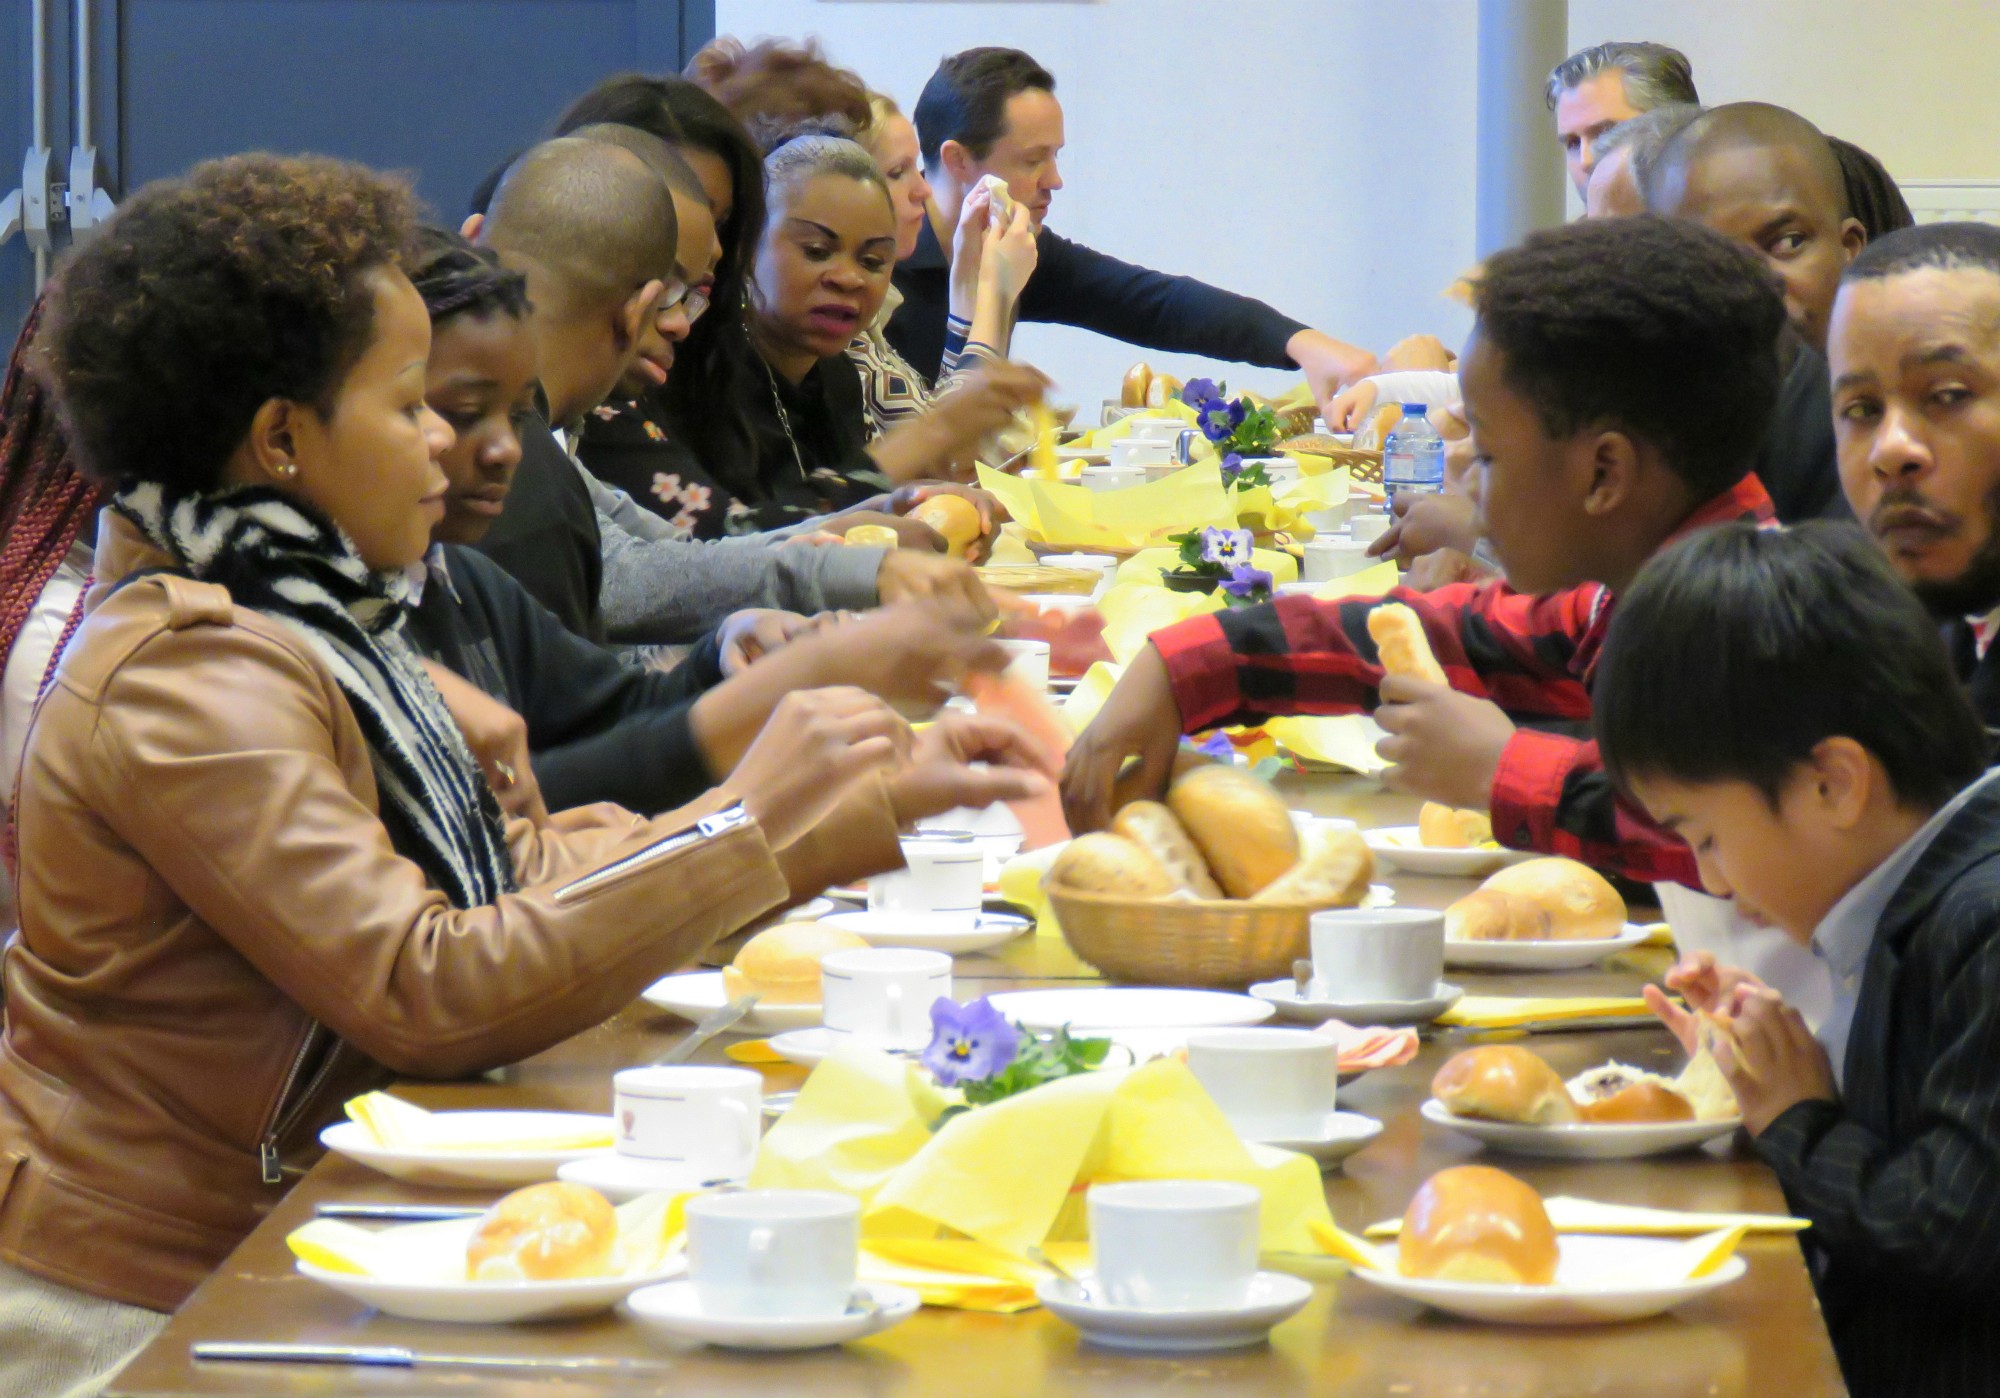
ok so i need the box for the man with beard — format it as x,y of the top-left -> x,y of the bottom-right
1832,221 -> 2000,732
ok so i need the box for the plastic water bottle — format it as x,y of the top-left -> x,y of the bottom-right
1382,404 -> 1446,505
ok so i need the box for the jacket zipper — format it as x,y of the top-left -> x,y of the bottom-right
552,804 -> 752,906
258,1023 -> 341,1185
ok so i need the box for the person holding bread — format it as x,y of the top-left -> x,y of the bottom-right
1594,521 -> 2000,1398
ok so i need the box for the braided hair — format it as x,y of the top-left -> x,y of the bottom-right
406,225 -> 530,328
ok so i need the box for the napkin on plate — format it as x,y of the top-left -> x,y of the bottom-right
750,1048 -> 1335,1301
1433,996 -> 1656,1031
1363,1197 -> 1805,1239
343,1093 -> 614,1153
1311,1019 -> 1420,1071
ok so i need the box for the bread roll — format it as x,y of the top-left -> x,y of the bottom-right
722,922 -> 869,1005
1109,744 -> 1218,813
1678,1014 -> 1749,1114
1417,802 -> 1492,849
1146,372 -> 1183,409
1578,1080 -> 1695,1125
1253,825 -> 1375,909
1112,802 -> 1223,898
467,1182 -> 618,1282
1047,832 -> 1176,898
1367,603 -> 1448,686
1167,765 -> 1300,898
1430,1045 -> 1578,1125
1121,363 -> 1154,408
1397,1166 -> 1559,1285
1445,859 -> 1626,942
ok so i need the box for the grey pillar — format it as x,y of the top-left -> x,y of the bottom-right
1475,0 -> 1569,257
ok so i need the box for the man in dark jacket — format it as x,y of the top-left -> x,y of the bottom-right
889,47 -> 1375,416
1830,221 -> 2000,733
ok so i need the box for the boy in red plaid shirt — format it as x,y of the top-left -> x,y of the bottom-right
1062,215 -> 1787,887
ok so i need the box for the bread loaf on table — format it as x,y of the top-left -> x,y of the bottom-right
1430,1045 -> 1579,1125
1166,764 -> 1301,898
1445,858 -> 1626,941
722,922 -> 868,1005
1417,802 -> 1492,849
1565,1063 -> 1696,1124
1112,802 -> 1224,898
1121,363 -> 1153,408
467,1182 -> 618,1282
1397,1166 -> 1559,1285
1048,832 -> 1177,898
1252,825 -> 1375,908
1367,603 -> 1448,686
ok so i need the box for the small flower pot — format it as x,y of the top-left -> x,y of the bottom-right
1161,569 -> 1222,594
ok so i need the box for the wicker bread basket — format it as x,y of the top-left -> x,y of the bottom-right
1046,883 -> 1319,988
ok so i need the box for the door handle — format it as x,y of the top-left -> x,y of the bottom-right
68,0 -> 116,238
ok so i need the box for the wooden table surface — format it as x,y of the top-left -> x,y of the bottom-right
106,776 -> 1848,1397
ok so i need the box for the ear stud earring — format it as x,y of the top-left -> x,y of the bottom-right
274,462 -> 298,479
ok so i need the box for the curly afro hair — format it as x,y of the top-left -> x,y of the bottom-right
40,152 -> 417,493
1472,214 -> 1787,500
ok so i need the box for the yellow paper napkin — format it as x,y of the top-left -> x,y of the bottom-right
747,1049 -> 943,1203
1310,560 -> 1401,601
1434,995 -> 1655,1031
1364,1198 -> 1804,1239
1115,546 -> 1298,589
1264,715 -> 1390,775
997,842 -> 1069,938
1097,582 -> 1223,665
1309,1217 -> 1392,1272
342,1093 -> 614,1153
724,1039 -> 788,1066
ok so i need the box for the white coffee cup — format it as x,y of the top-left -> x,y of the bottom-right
1347,510 -> 1394,546
995,638 -> 1051,691
1309,907 -> 1445,1003
1300,534 -> 1376,584
1110,437 -> 1173,471
1128,417 -> 1187,442
611,1065 -> 762,1183
1185,1028 -> 1338,1141
1081,464 -> 1146,493
867,832 -> 984,933
1040,553 -> 1117,601
1089,1180 -> 1260,1311
685,1189 -> 860,1320
1304,492 -> 1355,533
820,947 -> 953,1049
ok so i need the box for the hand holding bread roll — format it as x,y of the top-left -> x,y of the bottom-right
1368,603 -> 1448,686
1445,858 -> 1626,941
1166,764 -> 1301,898
1112,802 -> 1224,898
1397,1166 -> 1558,1285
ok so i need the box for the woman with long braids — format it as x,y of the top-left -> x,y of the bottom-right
0,154 -> 1046,1395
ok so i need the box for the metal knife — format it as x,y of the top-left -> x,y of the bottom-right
315,1202 -> 485,1223
652,993 -> 759,1065
192,1343 -> 670,1374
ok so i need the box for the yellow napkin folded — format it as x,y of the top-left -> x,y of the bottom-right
1308,560 -> 1400,601
286,1191 -> 688,1282
342,1093 -> 614,1153
1364,1198 -> 1804,1239
1434,995 -> 1655,1031
976,461 -> 1235,551
1264,714 -> 1390,775
724,1039 -> 788,1066
859,1238 -> 1051,1312
1096,582 -> 1223,665
997,841 -> 1070,938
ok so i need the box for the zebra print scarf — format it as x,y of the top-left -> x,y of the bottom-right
112,482 -> 515,908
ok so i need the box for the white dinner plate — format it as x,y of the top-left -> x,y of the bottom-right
626,1281 -> 920,1351
1036,1271 -> 1314,1352
1249,980 -> 1464,1028
318,1113 -> 614,1188
767,1028 -> 925,1070
641,970 -> 819,1034
985,988 -> 1275,1033
1361,827 -> 1535,878
1347,1234 -> 1746,1325
1443,924 -> 1654,972
816,910 -> 1032,956
1419,1099 -> 1743,1160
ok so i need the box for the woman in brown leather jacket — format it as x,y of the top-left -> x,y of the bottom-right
0,153 -> 1048,1396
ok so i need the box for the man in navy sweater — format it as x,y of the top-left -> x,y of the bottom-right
888,47 -> 1376,415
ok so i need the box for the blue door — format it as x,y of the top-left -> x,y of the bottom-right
3,0 -> 714,338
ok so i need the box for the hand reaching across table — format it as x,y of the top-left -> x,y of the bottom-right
1372,672 -> 1515,811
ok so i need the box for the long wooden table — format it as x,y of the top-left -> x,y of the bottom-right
106,777 -> 1849,1396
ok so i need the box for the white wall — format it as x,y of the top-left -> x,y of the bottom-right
716,0 -> 1480,409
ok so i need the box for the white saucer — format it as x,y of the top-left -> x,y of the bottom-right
319,1113 -> 613,1188
1347,1234 -> 1746,1325
1252,1110 -> 1383,1167
985,987 -> 1275,1032
1419,1099 -> 1743,1160
817,909 -> 1032,956
1361,826 -> 1535,878
780,897 -> 838,923
298,1253 -> 686,1324
1248,980 -> 1463,1027
626,1280 -> 920,1350
767,1027 -> 923,1069
557,1152 -> 738,1202
1036,1271 -> 1313,1352
1443,924 -> 1653,972
641,971 -> 819,1035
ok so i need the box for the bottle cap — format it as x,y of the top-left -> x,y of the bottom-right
1399,403 -> 1429,416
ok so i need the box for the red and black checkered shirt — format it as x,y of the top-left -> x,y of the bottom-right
1152,475 -> 1777,888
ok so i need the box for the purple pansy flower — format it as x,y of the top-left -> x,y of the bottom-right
921,996 -> 1020,1087
1200,526 -> 1254,569
1220,563 -> 1274,599
1196,730 -> 1237,761
1197,396 -> 1247,442
1219,452 -> 1244,486
1180,377 -> 1222,407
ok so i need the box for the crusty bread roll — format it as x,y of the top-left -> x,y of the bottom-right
1146,372 -> 1183,409
1445,859 -> 1626,942
1121,363 -> 1154,408
1417,802 -> 1492,849
1397,1166 -> 1558,1286
1112,802 -> 1223,898
1167,765 -> 1300,899
1368,603 -> 1448,685
467,1182 -> 618,1282
1681,1013 -> 1751,1110
1431,1045 -> 1578,1125
1253,825 -> 1375,908
1567,1063 -> 1694,1124
722,922 -> 869,1005
1048,832 -> 1176,898
1109,745 -> 1218,813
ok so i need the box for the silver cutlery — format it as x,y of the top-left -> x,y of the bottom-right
1294,958 -> 1315,998
315,1202 -> 485,1223
653,993 -> 759,1065
191,1343 -> 671,1374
